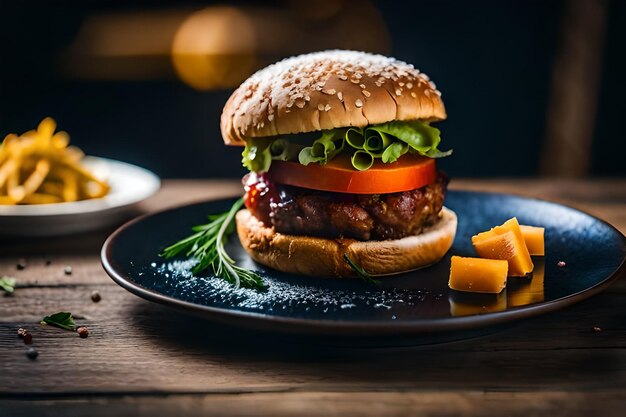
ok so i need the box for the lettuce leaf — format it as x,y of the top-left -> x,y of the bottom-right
269,139 -> 305,161
367,121 -> 452,158
242,138 -> 272,172
242,120 -> 451,172
351,150 -> 374,171
298,129 -> 346,166
381,141 -> 409,163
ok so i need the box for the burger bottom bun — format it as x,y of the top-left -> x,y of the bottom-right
236,207 -> 457,278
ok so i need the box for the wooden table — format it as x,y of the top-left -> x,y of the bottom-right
1,179 -> 625,416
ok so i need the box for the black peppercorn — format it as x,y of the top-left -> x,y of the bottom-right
90,291 -> 101,303
26,347 -> 38,359
23,333 -> 33,345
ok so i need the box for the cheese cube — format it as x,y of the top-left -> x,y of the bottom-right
448,256 -> 508,294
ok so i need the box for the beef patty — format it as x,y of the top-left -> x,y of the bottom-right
244,172 -> 448,241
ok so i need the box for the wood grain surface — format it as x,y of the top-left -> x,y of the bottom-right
0,179 -> 624,417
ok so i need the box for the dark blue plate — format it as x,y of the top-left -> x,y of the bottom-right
101,191 -> 625,338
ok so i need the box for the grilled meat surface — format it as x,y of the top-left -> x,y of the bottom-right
244,173 -> 448,241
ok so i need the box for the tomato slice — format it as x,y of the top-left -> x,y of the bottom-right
268,153 -> 436,194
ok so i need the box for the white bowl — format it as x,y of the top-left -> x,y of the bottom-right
0,156 -> 160,237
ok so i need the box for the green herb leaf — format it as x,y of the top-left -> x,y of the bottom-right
0,276 -> 16,294
41,312 -> 76,330
343,254 -> 380,285
161,198 -> 265,290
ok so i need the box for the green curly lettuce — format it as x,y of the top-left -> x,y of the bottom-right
242,120 -> 451,172
298,129 -> 346,166
366,121 -> 452,158
242,138 -> 272,172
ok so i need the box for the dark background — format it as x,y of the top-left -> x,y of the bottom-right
1,0 -> 624,179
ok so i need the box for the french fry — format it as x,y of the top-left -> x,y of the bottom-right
52,131 -> 70,149
21,193 -> 63,204
0,196 -> 16,205
0,117 -> 110,205
7,166 -> 21,202
39,181 -> 64,197
22,160 -> 51,196
58,168 -> 79,202
0,158 -> 17,188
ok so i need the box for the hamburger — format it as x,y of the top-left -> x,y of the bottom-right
220,50 -> 457,278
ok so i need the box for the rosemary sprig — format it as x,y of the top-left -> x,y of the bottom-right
160,198 -> 265,289
343,254 -> 380,285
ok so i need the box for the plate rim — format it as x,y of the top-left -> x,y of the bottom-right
0,156 -> 161,217
101,191 -> 626,336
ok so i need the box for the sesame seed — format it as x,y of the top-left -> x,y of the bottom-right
398,82 -> 405,87
359,84 -> 366,89
337,92 -> 343,101
338,75 -> 348,81
434,90 -> 442,96
317,81 -> 326,87
429,80 -> 437,90
318,103 -> 325,111
350,78 -> 360,84
354,72 -> 362,79
355,99 -> 363,108
286,101 -> 294,108
411,92 -> 417,98
322,89 -> 336,95
362,90 -> 371,97
324,104 -> 332,111
268,114 -> 274,122
424,90 -> 431,97
295,99 -> 306,108
406,82 -> 413,89
395,89 -> 402,96
305,95 -> 311,101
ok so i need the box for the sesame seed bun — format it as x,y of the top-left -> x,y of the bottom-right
221,50 -> 446,146
235,207 -> 457,277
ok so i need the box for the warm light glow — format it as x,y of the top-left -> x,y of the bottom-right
171,6 -> 256,90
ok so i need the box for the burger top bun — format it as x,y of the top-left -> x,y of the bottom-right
221,50 -> 446,146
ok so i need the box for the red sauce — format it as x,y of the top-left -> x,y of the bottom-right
242,172 -> 278,225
